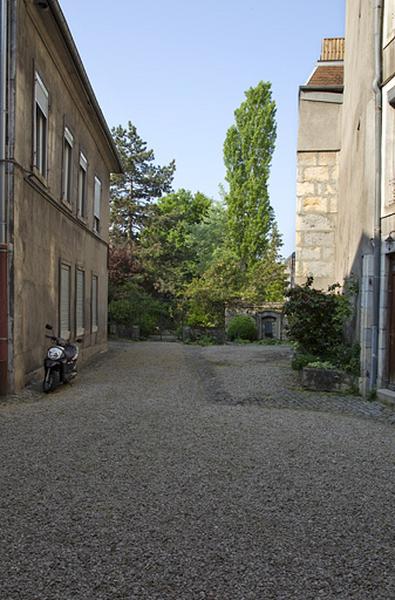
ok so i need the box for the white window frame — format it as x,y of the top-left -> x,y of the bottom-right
75,268 -> 85,337
91,275 -> 98,333
60,263 -> 71,340
33,72 -> 48,178
62,127 -> 74,204
78,152 -> 88,218
93,176 -> 101,233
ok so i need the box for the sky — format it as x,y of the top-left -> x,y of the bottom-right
60,0 -> 345,258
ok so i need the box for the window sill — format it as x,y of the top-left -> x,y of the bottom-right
61,198 -> 73,211
31,167 -> 48,188
77,213 -> 88,225
91,326 -> 98,334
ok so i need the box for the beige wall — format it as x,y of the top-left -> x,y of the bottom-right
295,92 -> 342,289
9,1 -> 115,389
298,93 -> 342,151
334,0 -> 376,285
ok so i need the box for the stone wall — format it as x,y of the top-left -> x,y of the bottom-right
295,151 -> 339,290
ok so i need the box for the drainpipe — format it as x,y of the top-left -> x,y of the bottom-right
371,0 -> 383,390
0,0 -> 8,395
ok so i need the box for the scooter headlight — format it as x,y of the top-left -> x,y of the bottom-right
47,347 -> 63,360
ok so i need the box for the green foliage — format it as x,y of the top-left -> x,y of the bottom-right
224,81 -> 276,266
110,122 -> 176,243
227,315 -> 257,341
233,337 -> 252,344
108,282 -> 168,337
188,202 -> 228,275
285,277 -> 359,373
285,277 -> 350,358
139,189 -> 212,297
291,352 -> 319,371
196,334 -> 215,347
256,338 -> 283,346
305,360 -> 337,370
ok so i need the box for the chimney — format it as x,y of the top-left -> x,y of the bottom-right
320,38 -> 345,62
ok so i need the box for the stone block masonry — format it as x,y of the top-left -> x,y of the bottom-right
295,150 -> 339,289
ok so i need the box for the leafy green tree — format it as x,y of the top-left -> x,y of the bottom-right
110,122 -> 176,242
244,224 -> 287,302
224,81 -> 276,266
189,202 -> 227,275
139,189 -> 212,297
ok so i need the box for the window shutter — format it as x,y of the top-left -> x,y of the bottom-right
64,127 -> 74,147
35,73 -> 48,117
76,269 -> 84,335
60,265 -> 70,338
80,152 -> 88,170
92,275 -> 98,332
94,177 -> 101,219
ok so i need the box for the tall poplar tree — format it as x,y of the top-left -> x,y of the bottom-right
223,81 -> 276,266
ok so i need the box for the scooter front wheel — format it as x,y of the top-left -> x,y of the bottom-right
43,369 -> 56,393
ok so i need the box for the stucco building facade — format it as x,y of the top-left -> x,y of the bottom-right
0,0 -> 122,394
295,1 -> 395,398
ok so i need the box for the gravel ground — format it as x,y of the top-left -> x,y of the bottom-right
0,340 -> 393,599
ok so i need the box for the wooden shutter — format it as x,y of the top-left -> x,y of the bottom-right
94,177 -> 101,219
76,269 -> 84,335
60,264 -> 70,339
92,275 -> 98,332
35,73 -> 48,117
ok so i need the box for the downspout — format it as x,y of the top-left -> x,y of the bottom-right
0,0 -> 8,395
371,0 -> 383,390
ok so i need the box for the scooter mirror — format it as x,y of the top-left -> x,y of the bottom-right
45,324 -> 53,330
76,338 -> 82,343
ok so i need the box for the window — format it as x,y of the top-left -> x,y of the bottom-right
93,176 -> 101,233
60,264 -> 71,339
76,268 -> 85,336
91,275 -> 98,333
62,127 -> 74,203
78,152 -> 88,217
33,72 -> 48,178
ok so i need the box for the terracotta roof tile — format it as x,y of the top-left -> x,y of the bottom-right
307,65 -> 344,87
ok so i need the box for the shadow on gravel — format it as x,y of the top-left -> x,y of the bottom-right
188,345 -> 395,425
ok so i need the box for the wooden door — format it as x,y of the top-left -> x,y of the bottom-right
388,255 -> 395,387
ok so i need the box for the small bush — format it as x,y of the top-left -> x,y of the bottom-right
257,338 -> 282,346
291,352 -> 318,371
227,315 -> 257,341
196,334 -> 215,346
306,360 -> 337,370
108,282 -> 169,338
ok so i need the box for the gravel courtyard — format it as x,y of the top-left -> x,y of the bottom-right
0,341 -> 393,599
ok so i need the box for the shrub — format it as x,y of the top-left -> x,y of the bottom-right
306,360 -> 337,370
227,315 -> 257,341
291,352 -> 318,371
109,282 -> 169,337
285,278 -> 351,358
257,338 -> 282,346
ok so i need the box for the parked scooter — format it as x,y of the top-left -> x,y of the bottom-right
43,324 -> 81,393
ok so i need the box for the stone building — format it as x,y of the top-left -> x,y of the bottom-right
0,0 -> 122,394
225,302 -> 285,341
295,1 -> 395,399
295,37 -> 343,291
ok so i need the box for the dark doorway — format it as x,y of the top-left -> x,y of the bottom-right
262,317 -> 275,339
388,254 -> 395,388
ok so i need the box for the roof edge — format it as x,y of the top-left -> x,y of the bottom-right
48,1 -> 123,173
299,85 -> 344,94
